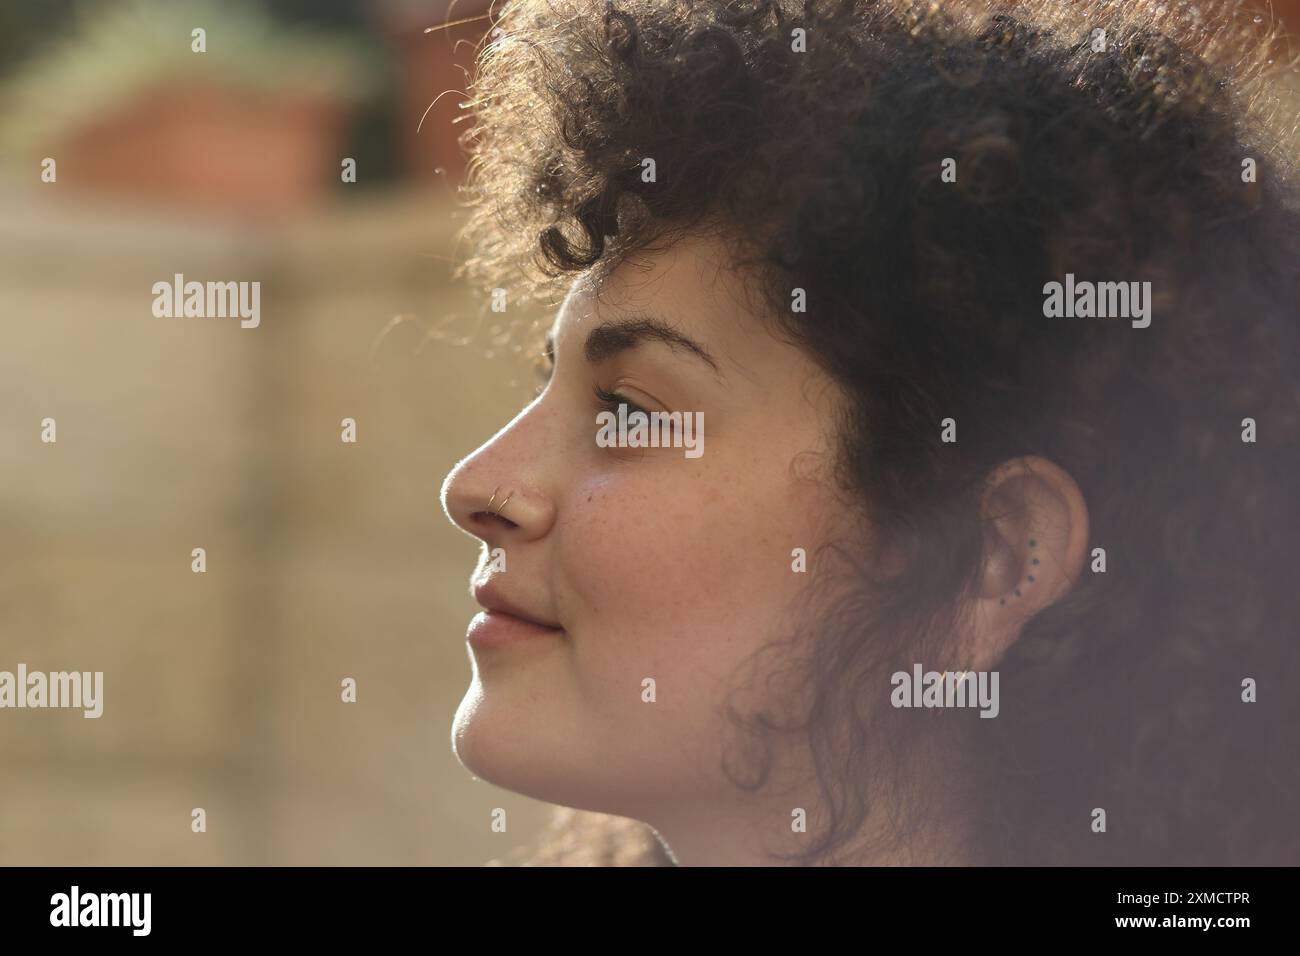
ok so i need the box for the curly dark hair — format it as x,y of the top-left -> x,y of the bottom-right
454,0 -> 1300,865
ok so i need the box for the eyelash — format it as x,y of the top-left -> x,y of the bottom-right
593,384 -> 650,418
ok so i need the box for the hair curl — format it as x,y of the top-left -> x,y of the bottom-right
454,0 -> 1300,865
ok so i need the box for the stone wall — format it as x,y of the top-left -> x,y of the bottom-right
0,185 -> 555,864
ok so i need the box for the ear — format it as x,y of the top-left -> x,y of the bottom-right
959,455 -> 1090,673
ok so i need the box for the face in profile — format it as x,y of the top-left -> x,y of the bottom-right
441,233 -> 851,848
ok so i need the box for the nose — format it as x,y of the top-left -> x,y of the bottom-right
440,419 -> 557,547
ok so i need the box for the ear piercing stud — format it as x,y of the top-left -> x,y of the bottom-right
1000,538 -> 1037,605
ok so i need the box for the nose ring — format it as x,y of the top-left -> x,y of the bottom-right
486,486 -> 515,518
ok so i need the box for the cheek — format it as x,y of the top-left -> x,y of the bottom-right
559,466 -> 816,686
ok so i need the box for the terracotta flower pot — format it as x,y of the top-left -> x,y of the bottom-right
55,80 -> 350,219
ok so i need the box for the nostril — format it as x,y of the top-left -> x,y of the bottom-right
472,510 -> 519,530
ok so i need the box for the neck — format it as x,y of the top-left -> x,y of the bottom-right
642,762 -> 976,866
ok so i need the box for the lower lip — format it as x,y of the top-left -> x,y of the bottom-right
466,610 -> 564,649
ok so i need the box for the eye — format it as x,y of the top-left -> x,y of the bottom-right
592,385 -> 686,449
592,384 -> 651,418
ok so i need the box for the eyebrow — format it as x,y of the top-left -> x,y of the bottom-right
575,313 -> 722,376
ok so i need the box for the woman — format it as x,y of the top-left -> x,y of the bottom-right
439,0 -> 1300,865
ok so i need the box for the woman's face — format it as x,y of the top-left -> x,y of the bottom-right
441,233 -> 850,829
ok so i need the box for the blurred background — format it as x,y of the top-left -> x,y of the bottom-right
0,0 -> 557,866
1,0 -> 1297,865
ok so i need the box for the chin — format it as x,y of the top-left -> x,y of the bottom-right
449,682 -> 647,814
450,681 -> 570,803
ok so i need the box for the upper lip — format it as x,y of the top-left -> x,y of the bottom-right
472,580 -> 562,630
